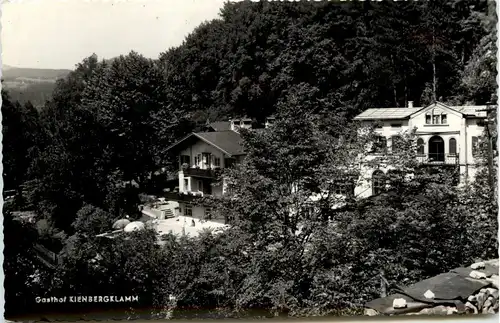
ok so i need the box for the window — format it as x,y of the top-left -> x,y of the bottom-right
391,135 -> 402,153
449,138 -> 457,155
214,157 -> 221,167
426,110 -> 447,125
184,179 -> 189,191
372,170 -> 386,195
390,123 -> 402,128
197,180 -> 203,192
194,154 -> 201,166
334,181 -> 354,197
417,138 -> 425,155
472,136 -> 480,156
185,204 -> 193,217
180,155 -> 190,165
372,136 -> 387,153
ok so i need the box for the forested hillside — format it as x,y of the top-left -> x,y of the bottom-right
2,64 -> 71,106
3,0 -> 497,320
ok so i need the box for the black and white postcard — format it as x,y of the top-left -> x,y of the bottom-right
2,0 -> 498,321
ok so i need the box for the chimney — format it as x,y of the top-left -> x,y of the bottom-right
408,101 -> 413,108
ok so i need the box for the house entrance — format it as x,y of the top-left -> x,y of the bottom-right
428,136 -> 445,162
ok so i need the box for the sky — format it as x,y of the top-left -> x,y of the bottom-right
1,0 -> 225,69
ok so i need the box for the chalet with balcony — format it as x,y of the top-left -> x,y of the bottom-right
165,118 -> 262,221
354,101 -> 493,197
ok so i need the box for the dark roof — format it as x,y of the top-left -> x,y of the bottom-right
167,131 -> 245,156
195,131 -> 245,156
208,121 -> 231,131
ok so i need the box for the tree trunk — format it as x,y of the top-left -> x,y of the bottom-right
391,55 -> 398,107
380,270 -> 388,297
404,74 -> 408,107
432,28 -> 437,102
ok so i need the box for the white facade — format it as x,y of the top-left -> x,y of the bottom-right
354,102 -> 490,198
178,140 -> 228,196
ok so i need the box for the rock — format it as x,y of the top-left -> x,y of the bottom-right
465,301 -> 479,314
468,295 -> 477,302
482,299 -> 493,314
471,261 -> 486,270
424,290 -> 435,299
487,295 -> 498,310
486,275 -> 499,288
486,288 -> 498,297
470,270 -> 487,279
476,292 -> 486,310
393,298 -> 407,309
418,306 -> 452,315
364,308 -> 379,316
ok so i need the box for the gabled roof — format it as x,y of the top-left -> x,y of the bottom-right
207,121 -> 231,131
167,131 -> 245,156
354,102 -> 491,120
450,105 -> 489,117
354,108 -> 422,120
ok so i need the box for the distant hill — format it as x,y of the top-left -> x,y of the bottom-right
2,64 -> 71,81
2,64 -> 72,107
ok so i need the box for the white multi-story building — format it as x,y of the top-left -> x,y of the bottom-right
353,101 -> 492,198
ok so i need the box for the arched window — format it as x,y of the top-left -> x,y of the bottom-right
417,138 -> 425,155
449,138 -> 457,155
372,170 -> 386,195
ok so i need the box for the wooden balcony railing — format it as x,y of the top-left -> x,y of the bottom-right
181,167 -> 222,178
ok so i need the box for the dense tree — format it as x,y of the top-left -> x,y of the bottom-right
2,91 -> 44,192
4,211 -> 52,319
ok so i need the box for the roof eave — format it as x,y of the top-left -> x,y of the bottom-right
166,133 -> 197,152
354,116 -> 411,121
192,133 -> 235,157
